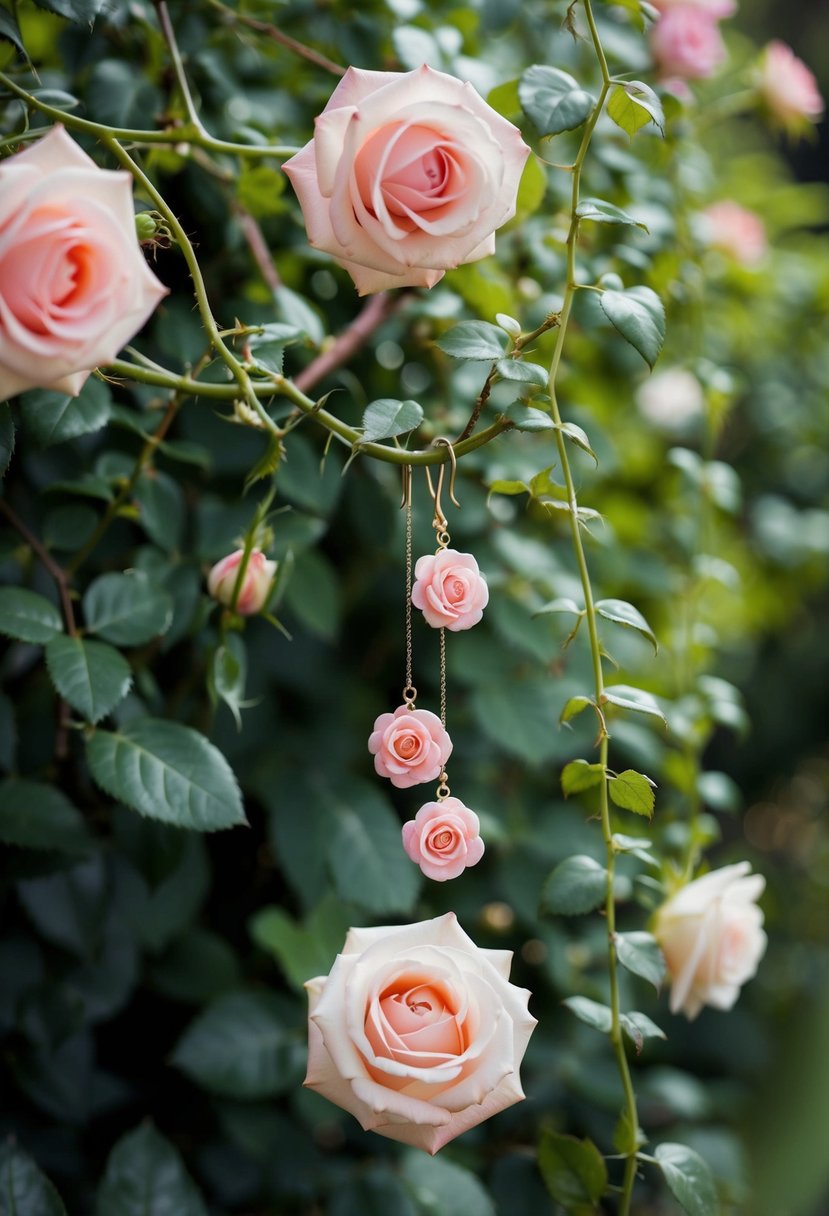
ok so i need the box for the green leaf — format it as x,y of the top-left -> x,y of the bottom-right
542,854 -> 607,915
327,782 -> 420,915
561,759 -> 605,795
0,403 -> 14,474
96,1122 -> 208,1216
150,928 -> 241,1004
45,635 -> 131,725
615,931 -> 666,989
599,286 -> 665,369
537,1129 -> 607,1208
536,596 -> 582,618
560,694 -> 596,724
619,1010 -> 666,1054
247,323 -> 303,376
596,598 -> 658,652
601,685 -> 666,726
171,991 -> 300,1099
514,153 -> 547,220
436,321 -> 508,361
18,379 -> 111,447
243,430 -> 284,494
83,572 -> 173,646
360,399 -> 424,443
209,637 -> 247,729
86,718 -> 246,831
0,779 -> 91,853
654,1143 -> 720,1216
563,995 -> 612,1033
505,404 -> 556,432
496,359 -> 548,386
577,197 -> 648,230
86,59 -> 159,127
250,893 -> 354,991
0,1140 -> 67,1215
402,1153 -> 496,1216
134,472 -> 184,553
558,421 -> 598,463
519,65 -> 596,136
488,478 -> 530,497
0,588 -> 63,644
609,769 -> 656,817
284,548 -> 340,640
607,80 -> 665,137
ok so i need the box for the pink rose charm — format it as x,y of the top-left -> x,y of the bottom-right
758,41 -> 824,132
650,6 -> 727,81
207,548 -> 276,615
368,704 -> 452,788
411,549 -> 489,631
0,126 -> 167,401
282,65 -> 530,295
402,798 -> 484,881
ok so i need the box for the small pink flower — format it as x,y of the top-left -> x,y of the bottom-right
411,549 -> 489,631
650,6 -> 726,81
207,548 -> 276,615
369,704 -> 452,788
701,201 -> 767,266
758,41 -> 824,132
402,798 -> 485,881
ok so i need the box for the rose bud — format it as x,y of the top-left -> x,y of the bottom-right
757,41 -> 824,134
207,548 -> 276,616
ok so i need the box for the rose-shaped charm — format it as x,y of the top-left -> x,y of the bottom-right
650,7 -> 726,81
282,65 -> 530,295
402,798 -> 484,881
369,704 -> 452,788
758,41 -> 824,133
304,912 -> 536,1152
207,548 -> 276,615
0,126 -> 167,401
411,549 -> 489,631
654,861 -> 767,1020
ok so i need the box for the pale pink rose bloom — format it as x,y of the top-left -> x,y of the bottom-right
411,549 -> 489,631
283,65 -> 530,295
368,704 -> 452,788
653,0 -> 736,18
701,201 -> 767,266
207,548 -> 277,615
0,126 -> 167,401
304,912 -> 537,1152
758,41 -> 824,130
637,367 -> 704,431
654,861 -> 767,1020
650,6 -> 727,81
402,798 -> 485,881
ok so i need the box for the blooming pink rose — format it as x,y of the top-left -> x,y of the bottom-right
207,548 -> 276,615
758,41 -> 824,132
411,549 -> 489,631
700,201 -> 767,266
283,65 -> 530,296
0,126 -> 167,401
368,704 -> 452,788
654,861 -> 766,1020
402,798 -> 485,881
304,913 -> 536,1152
650,7 -> 726,81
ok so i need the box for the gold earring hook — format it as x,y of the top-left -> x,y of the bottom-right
400,463 -> 412,509
433,437 -> 460,508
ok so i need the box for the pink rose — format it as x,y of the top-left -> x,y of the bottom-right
411,549 -> 489,631
0,126 -> 167,401
283,65 -> 530,296
304,913 -> 536,1152
654,862 -> 766,1020
758,41 -> 824,131
402,798 -> 485,881
207,548 -> 276,615
368,704 -> 452,788
700,201 -> 767,266
652,0 -> 736,18
650,7 -> 727,81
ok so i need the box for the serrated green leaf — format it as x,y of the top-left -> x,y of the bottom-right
86,718 -> 246,831
0,779 -> 91,853
537,1129 -> 607,1207
561,759 -> 605,795
560,694 -> 596,724
83,572 -> 173,646
600,286 -> 665,369
602,685 -> 666,726
607,80 -> 665,138
558,421 -> 598,463
519,65 -> 596,136
542,854 -> 607,915
18,379 -> 111,447
436,321 -> 508,361
0,403 -> 14,475
596,598 -> 658,652
247,323 -> 303,376
96,1122 -> 208,1216
360,399 -> 424,443
654,1143 -> 720,1216
577,197 -> 648,230
45,635 -> 131,724
619,1010 -> 666,1054
0,1140 -> 67,1216
134,471 -> 184,553
609,769 -> 656,817
0,588 -> 63,644
496,358 -> 548,386
505,404 -> 556,431
615,931 -> 666,989
563,995 -> 612,1033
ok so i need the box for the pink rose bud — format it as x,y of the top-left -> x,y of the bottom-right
758,41 -> 824,132
0,126 -> 167,402
654,861 -> 767,1020
411,549 -> 489,631
368,704 -> 452,788
650,6 -> 727,81
283,65 -> 530,296
402,798 -> 485,881
304,912 -> 537,1152
700,201 -> 767,266
207,548 -> 277,615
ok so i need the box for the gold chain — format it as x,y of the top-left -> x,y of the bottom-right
402,467 -> 416,708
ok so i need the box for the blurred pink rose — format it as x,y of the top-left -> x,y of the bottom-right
411,548 -> 489,631
207,548 -> 276,615
650,6 -> 726,80
402,798 -> 484,881
758,41 -> 824,131
654,861 -> 767,1020
0,126 -> 167,401
368,704 -> 452,788
701,201 -> 767,266
304,913 -> 536,1152
283,65 -> 530,295
653,0 -> 736,17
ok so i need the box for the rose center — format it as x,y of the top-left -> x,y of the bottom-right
431,829 -> 455,851
447,577 -> 465,603
396,734 -> 419,759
